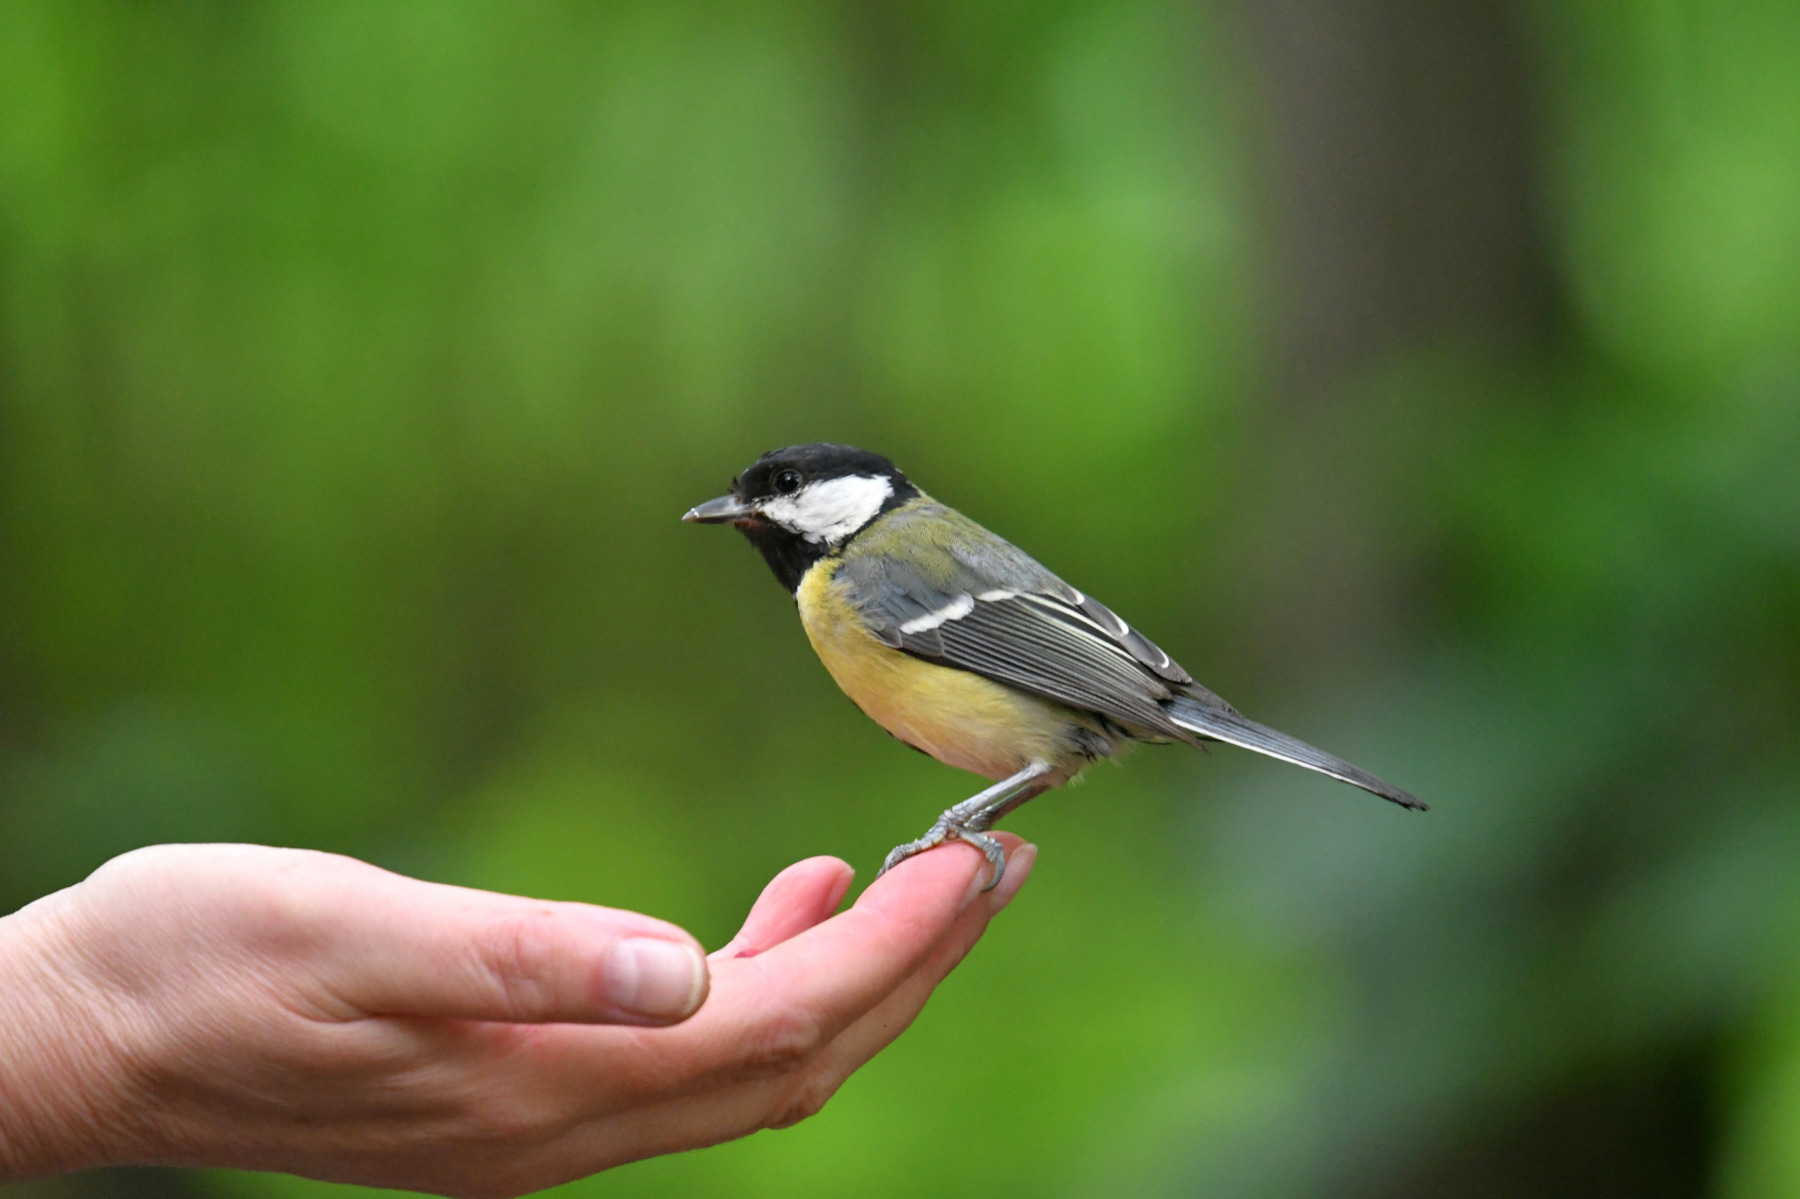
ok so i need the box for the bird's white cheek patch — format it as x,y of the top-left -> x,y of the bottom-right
762,475 -> 893,543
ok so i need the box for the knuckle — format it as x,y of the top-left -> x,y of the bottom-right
738,1005 -> 826,1076
84,844 -> 216,898
474,911 -> 559,1015
85,844 -> 167,883
464,1093 -> 561,1145
442,1083 -> 576,1158
766,1070 -> 844,1129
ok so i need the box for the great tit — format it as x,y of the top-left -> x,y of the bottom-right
686,443 -> 1425,886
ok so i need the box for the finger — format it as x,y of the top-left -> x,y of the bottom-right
745,833 -> 1024,1035
507,837 -> 1020,1111
524,844 -> 1039,1170
712,857 -> 854,961
296,862 -> 710,1027
673,836 -> 1024,1079
775,841 -> 1038,1122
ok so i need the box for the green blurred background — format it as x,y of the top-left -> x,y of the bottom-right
2,1 -> 1797,1196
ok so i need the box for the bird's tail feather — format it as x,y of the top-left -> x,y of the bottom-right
1166,697 -> 1427,811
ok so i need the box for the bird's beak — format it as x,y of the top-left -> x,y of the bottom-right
682,494 -> 756,525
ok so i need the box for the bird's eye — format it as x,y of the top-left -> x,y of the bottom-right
774,469 -> 803,495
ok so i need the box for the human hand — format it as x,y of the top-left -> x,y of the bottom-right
0,836 -> 1034,1196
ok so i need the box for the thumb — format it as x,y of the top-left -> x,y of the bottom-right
304,864 -> 709,1027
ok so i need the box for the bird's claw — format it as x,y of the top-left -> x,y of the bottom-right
877,816 -> 1008,891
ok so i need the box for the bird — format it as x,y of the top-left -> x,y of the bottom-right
684,443 -> 1425,887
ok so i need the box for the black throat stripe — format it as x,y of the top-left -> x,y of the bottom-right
739,519 -> 832,594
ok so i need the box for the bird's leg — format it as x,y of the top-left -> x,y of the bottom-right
971,775 -> 1055,828
877,761 -> 1054,891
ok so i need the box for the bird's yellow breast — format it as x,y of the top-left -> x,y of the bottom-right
796,559 -> 1079,781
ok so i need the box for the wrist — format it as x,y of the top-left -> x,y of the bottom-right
0,893 -> 142,1181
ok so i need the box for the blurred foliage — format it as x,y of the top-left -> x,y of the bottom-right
1,2 -> 1796,1198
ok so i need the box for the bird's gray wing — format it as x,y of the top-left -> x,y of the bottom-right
837,503 -> 1428,810
837,506 -> 1204,740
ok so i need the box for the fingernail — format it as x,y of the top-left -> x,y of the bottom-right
827,866 -> 856,913
991,843 -> 1037,909
958,860 -> 995,913
603,938 -> 709,1020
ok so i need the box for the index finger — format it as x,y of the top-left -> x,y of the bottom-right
722,835 -> 1019,1041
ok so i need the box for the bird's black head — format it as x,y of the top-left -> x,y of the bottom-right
683,443 -> 920,592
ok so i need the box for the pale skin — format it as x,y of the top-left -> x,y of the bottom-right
0,836 -> 1034,1197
